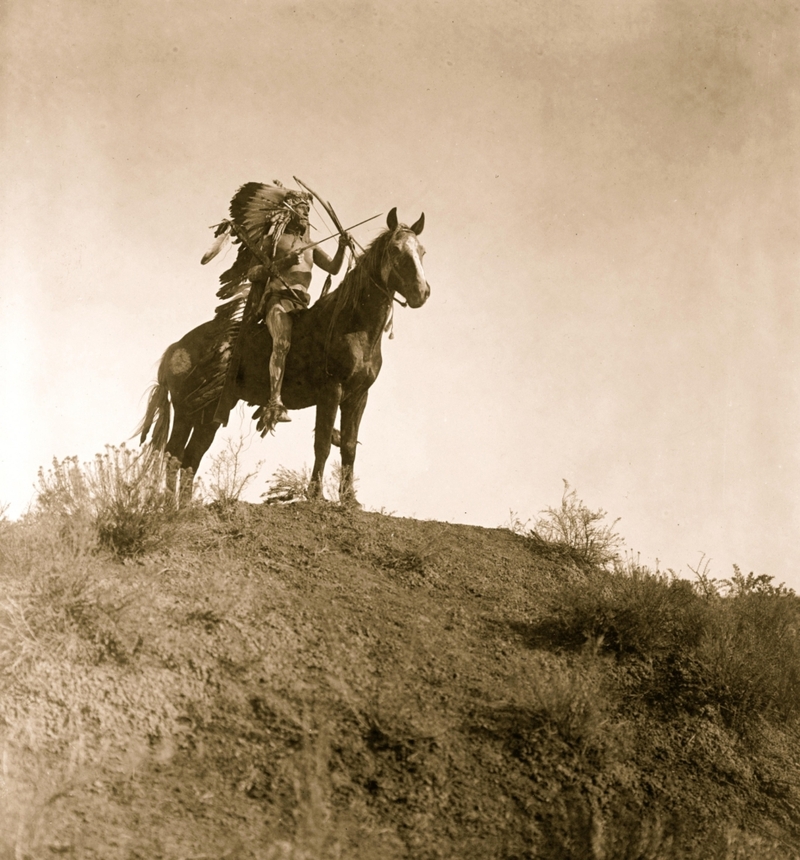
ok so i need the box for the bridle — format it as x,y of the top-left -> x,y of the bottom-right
323,228 -> 418,374
369,229 -> 424,309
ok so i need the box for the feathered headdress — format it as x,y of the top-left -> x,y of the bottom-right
187,181 -> 313,423
201,181 -> 312,300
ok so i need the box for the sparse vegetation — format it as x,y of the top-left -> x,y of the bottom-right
263,463 -> 314,503
533,556 -> 800,734
514,485 -> 800,736
263,460 -> 349,504
34,443 -> 176,558
521,480 -> 624,568
0,465 -> 798,858
203,434 -> 263,509
536,564 -> 708,657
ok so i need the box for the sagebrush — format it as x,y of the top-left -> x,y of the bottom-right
526,481 -> 623,568
202,434 -> 263,508
34,443 -> 176,558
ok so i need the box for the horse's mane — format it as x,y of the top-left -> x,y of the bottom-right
187,226 -> 399,415
315,226 -> 394,316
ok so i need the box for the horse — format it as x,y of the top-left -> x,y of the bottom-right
137,208 -> 430,505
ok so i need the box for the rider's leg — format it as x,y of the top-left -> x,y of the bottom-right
265,304 -> 292,422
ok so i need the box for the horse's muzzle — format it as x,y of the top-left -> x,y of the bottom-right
407,281 -> 430,309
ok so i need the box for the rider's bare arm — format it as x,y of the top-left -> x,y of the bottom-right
313,233 -> 350,275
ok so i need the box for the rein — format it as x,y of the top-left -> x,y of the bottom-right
371,277 -> 407,307
322,229 -> 411,374
371,244 -> 409,308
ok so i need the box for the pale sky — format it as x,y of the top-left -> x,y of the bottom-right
2,1 -> 799,587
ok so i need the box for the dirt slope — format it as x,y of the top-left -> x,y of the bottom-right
2,502 -> 799,859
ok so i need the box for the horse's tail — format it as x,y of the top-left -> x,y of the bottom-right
136,350 -> 172,451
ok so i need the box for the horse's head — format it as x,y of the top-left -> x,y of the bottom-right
381,208 -> 430,309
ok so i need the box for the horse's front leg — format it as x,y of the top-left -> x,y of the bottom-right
308,383 -> 342,500
339,390 -> 369,507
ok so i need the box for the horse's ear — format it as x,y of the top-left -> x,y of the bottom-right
410,213 -> 425,235
387,208 -> 398,230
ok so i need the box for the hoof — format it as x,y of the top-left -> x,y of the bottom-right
306,480 -> 324,502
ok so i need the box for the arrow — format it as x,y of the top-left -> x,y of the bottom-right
272,212 -> 382,264
294,176 -> 365,255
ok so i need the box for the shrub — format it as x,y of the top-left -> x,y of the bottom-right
35,444 -> 175,558
722,565 -> 794,598
538,565 -> 709,658
203,434 -> 263,508
263,464 -> 313,503
528,482 -> 623,569
537,557 -> 800,732
694,584 -> 800,730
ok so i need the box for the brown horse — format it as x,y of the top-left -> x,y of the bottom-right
137,208 -> 429,504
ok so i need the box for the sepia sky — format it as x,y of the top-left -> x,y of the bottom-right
2,0 -> 799,587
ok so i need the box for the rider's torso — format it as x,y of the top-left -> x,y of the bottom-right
274,231 -> 313,289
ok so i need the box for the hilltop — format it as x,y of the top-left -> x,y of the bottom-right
1,499 -> 800,859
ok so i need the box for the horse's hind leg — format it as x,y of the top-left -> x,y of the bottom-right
309,385 -> 342,501
165,412 -> 193,501
180,420 -> 220,503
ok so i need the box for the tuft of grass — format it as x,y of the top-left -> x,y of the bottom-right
0,547 -> 138,671
528,655 -> 615,753
35,443 -> 175,558
264,464 -> 313,503
527,481 -> 623,569
538,795 -> 795,860
263,461 -> 348,504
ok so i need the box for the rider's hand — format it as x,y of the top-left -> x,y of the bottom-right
338,232 -> 352,248
281,249 -> 302,268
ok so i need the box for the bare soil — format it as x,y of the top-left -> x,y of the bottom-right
2,502 -> 799,858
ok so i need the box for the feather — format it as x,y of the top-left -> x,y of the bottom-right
229,183 -> 287,245
201,225 -> 231,264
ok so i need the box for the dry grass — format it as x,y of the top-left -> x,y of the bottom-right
263,461 -> 349,504
527,654 -> 614,751
1,471 -> 799,858
202,434 -> 264,508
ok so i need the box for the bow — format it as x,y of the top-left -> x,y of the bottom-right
273,213 -> 382,264
293,176 -> 363,256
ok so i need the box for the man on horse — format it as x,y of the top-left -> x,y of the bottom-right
247,194 -> 350,426
204,182 -> 350,430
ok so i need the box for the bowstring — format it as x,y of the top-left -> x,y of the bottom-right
309,198 -> 358,300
